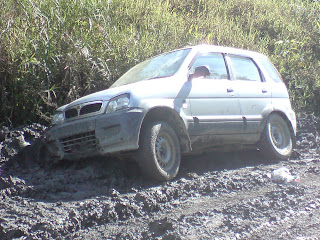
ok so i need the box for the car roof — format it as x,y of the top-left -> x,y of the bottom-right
185,44 -> 268,59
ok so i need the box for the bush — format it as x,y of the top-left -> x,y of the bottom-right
0,0 -> 319,127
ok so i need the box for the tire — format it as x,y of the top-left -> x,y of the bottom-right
259,113 -> 293,160
138,121 -> 181,181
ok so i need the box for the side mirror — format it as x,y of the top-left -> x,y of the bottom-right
188,66 -> 210,81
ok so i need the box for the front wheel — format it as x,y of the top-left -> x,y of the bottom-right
137,121 -> 181,181
259,113 -> 293,160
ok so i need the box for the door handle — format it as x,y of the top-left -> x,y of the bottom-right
262,89 -> 268,93
227,88 -> 234,93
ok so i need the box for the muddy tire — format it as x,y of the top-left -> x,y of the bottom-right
259,113 -> 293,160
138,121 -> 181,181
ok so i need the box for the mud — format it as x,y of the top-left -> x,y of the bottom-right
0,113 -> 319,239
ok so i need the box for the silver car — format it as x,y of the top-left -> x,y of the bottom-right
45,45 -> 296,181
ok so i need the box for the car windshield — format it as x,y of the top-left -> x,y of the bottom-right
110,48 -> 191,88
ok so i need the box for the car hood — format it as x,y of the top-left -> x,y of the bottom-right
56,75 -> 181,112
56,84 -> 134,111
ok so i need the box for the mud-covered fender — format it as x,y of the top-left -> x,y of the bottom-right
260,101 -> 297,136
138,100 -> 192,153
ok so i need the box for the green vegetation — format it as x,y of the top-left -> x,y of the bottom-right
1,0 -> 319,127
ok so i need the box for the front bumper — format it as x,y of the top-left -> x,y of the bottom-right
45,108 -> 146,160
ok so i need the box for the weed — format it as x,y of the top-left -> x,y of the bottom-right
0,0 -> 319,126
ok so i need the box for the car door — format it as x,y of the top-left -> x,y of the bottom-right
187,52 -> 243,136
227,55 -> 272,134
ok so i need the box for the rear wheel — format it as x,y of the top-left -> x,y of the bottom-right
138,121 -> 181,181
259,113 -> 293,160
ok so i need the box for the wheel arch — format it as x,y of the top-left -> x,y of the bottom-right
139,107 -> 192,153
262,110 -> 296,148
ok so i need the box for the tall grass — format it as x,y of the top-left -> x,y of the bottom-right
0,0 -> 319,127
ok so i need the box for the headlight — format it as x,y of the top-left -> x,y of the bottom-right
51,112 -> 64,125
106,94 -> 130,113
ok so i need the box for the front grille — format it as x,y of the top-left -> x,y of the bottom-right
80,103 -> 102,115
64,102 -> 103,119
60,131 -> 97,154
65,108 -> 78,119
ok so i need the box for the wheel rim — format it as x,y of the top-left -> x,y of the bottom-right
155,132 -> 176,171
269,118 -> 291,153
270,124 -> 285,148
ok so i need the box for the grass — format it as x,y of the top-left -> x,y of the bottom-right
0,0 -> 319,127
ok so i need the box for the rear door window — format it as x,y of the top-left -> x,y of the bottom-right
229,56 -> 262,82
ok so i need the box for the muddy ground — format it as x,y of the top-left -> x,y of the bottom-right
0,113 -> 319,239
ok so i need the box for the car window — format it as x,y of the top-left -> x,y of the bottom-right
191,53 -> 229,80
229,56 -> 261,82
259,58 -> 282,83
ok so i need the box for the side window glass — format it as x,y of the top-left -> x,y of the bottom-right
229,56 -> 261,82
259,58 -> 282,83
191,53 -> 229,80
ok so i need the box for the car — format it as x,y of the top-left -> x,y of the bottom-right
44,45 -> 297,181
